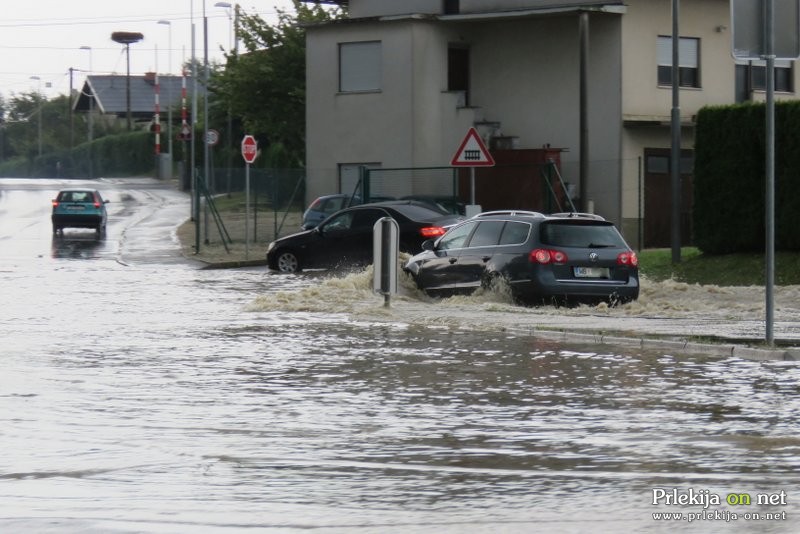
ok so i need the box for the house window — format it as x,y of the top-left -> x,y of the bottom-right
735,59 -> 793,102
339,41 -> 382,93
657,36 -> 700,88
645,154 -> 693,175
448,46 -> 470,105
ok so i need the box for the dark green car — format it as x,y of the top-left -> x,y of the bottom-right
51,189 -> 108,236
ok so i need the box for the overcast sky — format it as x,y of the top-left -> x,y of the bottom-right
0,0 -> 296,101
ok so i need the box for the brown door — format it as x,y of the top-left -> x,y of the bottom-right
643,149 -> 693,248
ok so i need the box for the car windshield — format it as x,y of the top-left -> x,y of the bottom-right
58,191 -> 94,202
540,221 -> 627,248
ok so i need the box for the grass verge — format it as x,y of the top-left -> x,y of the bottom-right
638,247 -> 800,286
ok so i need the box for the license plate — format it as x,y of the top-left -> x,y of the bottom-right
66,205 -> 86,210
574,266 -> 609,278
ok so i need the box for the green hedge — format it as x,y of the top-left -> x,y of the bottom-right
69,131 -> 156,178
694,101 -> 800,253
0,131 -> 157,178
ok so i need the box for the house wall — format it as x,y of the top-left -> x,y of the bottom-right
622,0 -> 733,118
307,12 -> 623,215
307,20 -> 414,200
465,13 -> 622,220
346,0 -> 618,18
618,0 -> 800,245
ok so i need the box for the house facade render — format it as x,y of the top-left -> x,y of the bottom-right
303,0 -> 799,247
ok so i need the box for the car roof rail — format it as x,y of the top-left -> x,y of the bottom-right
473,210 -> 546,218
549,212 -> 606,221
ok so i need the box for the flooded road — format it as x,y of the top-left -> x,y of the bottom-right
1,178 -> 799,533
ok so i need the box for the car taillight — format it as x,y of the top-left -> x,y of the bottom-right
52,200 -> 59,207
94,202 -> 101,208
530,248 -> 568,264
617,251 -> 638,267
420,226 -> 446,238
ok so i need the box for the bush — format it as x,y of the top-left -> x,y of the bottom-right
694,101 -> 800,253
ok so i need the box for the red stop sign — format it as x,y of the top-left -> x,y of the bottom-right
241,135 -> 258,164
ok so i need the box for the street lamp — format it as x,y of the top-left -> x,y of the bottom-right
215,1 -> 234,196
29,75 -> 42,157
111,31 -> 144,131
157,20 -> 173,160
80,45 -> 94,179
214,2 -> 233,50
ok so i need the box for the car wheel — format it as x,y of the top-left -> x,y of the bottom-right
275,250 -> 301,273
52,225 -> 61,236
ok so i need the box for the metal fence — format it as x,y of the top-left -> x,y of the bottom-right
193,167 -> 306,247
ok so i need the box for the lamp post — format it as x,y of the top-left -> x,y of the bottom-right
157,20 -> 173,160
80,46 -> 94,179
29,75 -> 42,157
111,31 -> 144,131
215,1 -> 235,196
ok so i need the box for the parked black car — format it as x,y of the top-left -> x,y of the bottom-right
400,195 -> 466,215
404,210 -> 639,305
267,201 -> 463,273
301,193 -> 397,230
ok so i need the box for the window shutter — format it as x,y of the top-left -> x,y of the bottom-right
339,41 -> 382,92
657,36 -> 699,67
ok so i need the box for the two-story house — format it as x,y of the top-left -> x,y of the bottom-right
302,0 -> 799,247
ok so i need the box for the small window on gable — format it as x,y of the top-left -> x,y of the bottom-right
657,36 -> 700,88
444,0 -> 459,14
339,41 -> 382,93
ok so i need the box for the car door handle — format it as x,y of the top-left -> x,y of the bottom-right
449,258 -> 457,264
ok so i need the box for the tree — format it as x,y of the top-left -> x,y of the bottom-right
1,91 -> 90,160
0,95 -> 7,162
211,0 -> 344,167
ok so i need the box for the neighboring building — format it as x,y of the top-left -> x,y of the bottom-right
73,74 -> 201,131
302,0 -> 800,248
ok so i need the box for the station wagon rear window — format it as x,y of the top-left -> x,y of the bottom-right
541,221 -> 627,248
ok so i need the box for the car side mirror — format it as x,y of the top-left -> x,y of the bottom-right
422,239 -> 435,251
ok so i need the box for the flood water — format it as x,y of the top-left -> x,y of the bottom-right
1,179 -> 799,533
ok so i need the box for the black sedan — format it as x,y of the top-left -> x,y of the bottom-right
267,201 -> 463,273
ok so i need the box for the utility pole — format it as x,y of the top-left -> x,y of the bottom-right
670,0 -> 682,264
111,31 -> 144,131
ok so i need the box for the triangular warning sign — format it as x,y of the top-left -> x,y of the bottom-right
450,127 -> 495,167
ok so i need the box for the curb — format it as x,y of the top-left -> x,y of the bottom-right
523,327 -> 799,362
199,259 -> 268,270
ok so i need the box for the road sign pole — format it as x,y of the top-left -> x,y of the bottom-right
765,0 -> 775,344
245,162 -> 250,260
731,0 -> 800,345
241,134 -> 258,260
470,167 -> 476,205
